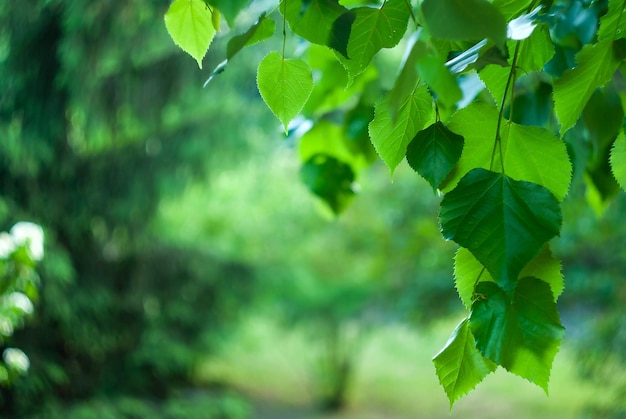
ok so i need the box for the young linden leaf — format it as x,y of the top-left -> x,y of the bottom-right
478,65 -> 510,108
206,0 -> 250,27
257,52 -> 314,133
440,169 -> 562,293
553,41 -> 621,136
469,279 -> 565,393
421,0 -> 507,49
300,154 -> 355,214
336,0 -> 410,81
282,0 -> 354,58
442,102 -> 572,201
455,246 -> 564,310
597,0 -> 626,42
406,122 -> 464,191
491,0 -> 533,20
432,318 -> 497,408
164,0 -> 216,69
610,131 -> 626,191
369,85 -> 433,176
515,26 -> 555,73
227,13 -> 275,60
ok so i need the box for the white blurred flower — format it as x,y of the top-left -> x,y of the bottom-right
5,292 -> 34,315
10,222 -> 44,261
0,232 -> 15,259
3,348 -> 30,373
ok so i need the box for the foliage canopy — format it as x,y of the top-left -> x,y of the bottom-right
165,0 -> 626,406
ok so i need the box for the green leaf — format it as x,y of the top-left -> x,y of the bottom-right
369,85 -> 433,175
515,26 -> 555,73
610,130 -> 626,191
416,51 -> 463,109
206,0 -> 250,27
553,41 -> 621,135
406,122 -> 464,191
440,169 -> 562,292
337,0 -> 410,81
478,65 -> 510,107
442,102 -> 572,201
282,0 -> 354,58
300,154 -> 355,214
432,318 -> 497,408
492,0 -> 533,20
454,246 -> 564,310
257,52 -> 314,133
469,279 -> 565,392
164,0 -> 217,68
422,0 -> 507,48
597,0 -> 626,42
227,13 -> 275,60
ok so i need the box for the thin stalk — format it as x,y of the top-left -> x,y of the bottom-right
282,0 -> 287,57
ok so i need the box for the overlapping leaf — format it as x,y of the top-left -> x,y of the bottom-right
406,122 -> 464,191
492,0 -> 533,20
422,0 -> 507,48
433,319 -> 497,408
442,102 -> 572,201
337,0 -> 409,81
164,0 -> 216,68
227,13 -> 275,60
257,52 -> 314,133
206,0 -> 250,27
515,26 -> 555,72
469,279 -> 565,392
454,246 -> 564,310
610,131 -> 626,191
597,0 -> 626,42
440,169 -> 562,292
369,85 -> 433,175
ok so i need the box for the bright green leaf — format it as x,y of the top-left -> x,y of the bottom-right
417,53 -> 463,109
164,0 -> 216,68
553,41 -> 621,135
442,102 -> 572,201
206,0 -> 250,27
433,318 -> 497,408
257,52 -> 314,133
478,65 -> 510,107
422,0 -> 507,48
369,85 -> 433,175
337,0 -> 410,81
492,0 -> 532,20
300,154 -> 355,214
227,13 -> 275,60
515,26 -> 555,73
597,0 -> 626,42
406,122 -> 464,191
610,130 -> 626,191
469,279 -> 565,392
455,246 -> 564,310
440,169 -> 562,292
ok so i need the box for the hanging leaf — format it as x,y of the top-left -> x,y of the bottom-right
337,0 -> 410,81
369,85 -> 433,175
206,0 -> 250,27
553,41 -> 621,135
422,0 -> 507,48
440,169 -> 562,292
515,26 -> 555,72
610,131 -> 626,191
478,65 -> 510,107
492,0 -> 533,20
164,0 -> 216,68
455,246 -> 564,310
282,0 -> 355,58
433,318 -> 497,408
406,122 -> 464,191
257,52 -> 314,133
300,154 -> 355,214
469,279 -> 565,392
597,0 -> 626,42
227,13 -> 275,60
442,102 -> 572,201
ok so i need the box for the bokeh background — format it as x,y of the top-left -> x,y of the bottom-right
0,1 -> 624,417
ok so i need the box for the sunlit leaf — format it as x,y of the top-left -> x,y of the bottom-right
406,122 -> 464,191
440,169 -> 562,292
553,41 -> 621,135
164,0 -> 216,68
610,130 -> 626,191
257,52 -> 314,133
433,318 -> 497,408
369,85 -> 433,175
515,26 -> 555,72
597,0 -> 626,42
478,64 -> 509,107
300,154 -> 355,214
469,279 -> 565,392
422,0 -> 507,48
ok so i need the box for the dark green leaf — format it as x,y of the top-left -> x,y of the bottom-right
206,0 -> 250,27
433,318 -> 497,408
406,122 -> 464,191
440,169 -> 562,292
300,154 -> 355,214
227,13 -> 275,60
469,279 -> 565,392
492,0 -> 532,20
422,0 -> 507,48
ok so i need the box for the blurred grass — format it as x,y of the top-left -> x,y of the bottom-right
198,315 -> 608,419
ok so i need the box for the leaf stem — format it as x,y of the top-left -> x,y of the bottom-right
490,42 -> 521,173
282,0 -> 287,58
